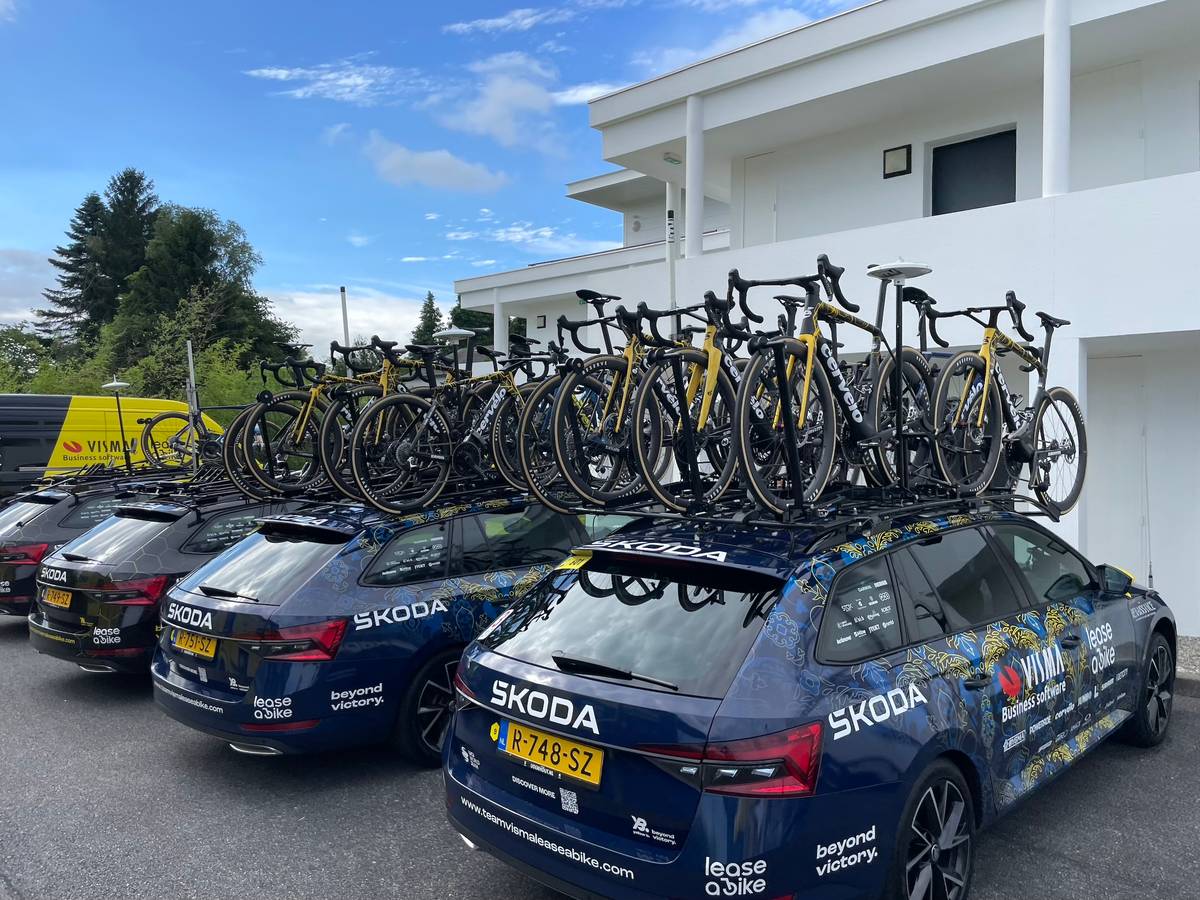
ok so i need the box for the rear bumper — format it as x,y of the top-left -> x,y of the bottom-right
27,610 -> 151,672
0,596 -> 33,616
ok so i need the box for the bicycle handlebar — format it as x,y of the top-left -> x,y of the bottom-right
816,254 -> 860,313
330,341 -> 378,374
556,315 -> 602,355
1006,291 -> 1035,342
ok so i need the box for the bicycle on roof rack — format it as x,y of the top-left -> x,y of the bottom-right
924,291 -> 1087,515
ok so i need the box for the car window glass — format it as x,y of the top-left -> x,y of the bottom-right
58,496 -> 119,529
363,523 -> 448,586
477,506 -> 578,568
908,527 -> 1023,630
817,556 -> 902,663
180,510 -> 262,554
454,516 -> 495,575
578,514 -> 635,542
990,523 -> 1092,604
891,548 -> 950,642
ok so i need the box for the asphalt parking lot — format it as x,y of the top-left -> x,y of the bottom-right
2,615 -> 1197,900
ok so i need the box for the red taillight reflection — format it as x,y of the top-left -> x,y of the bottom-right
242,719 -> 320,733
640,721 -> 823,798
235,619 -> 348,662
453,668 -> 474,699
0,543 -> 50,566
104,575 -> 170,606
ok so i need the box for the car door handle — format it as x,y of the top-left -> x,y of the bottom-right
1060,636 -> 1082,649
964,676 -> 991,691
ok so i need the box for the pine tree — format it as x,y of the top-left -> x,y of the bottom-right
449,297 -> 492,346
35,193 -> 113,344
102,168 -> 158,301
411,291 -> 445,344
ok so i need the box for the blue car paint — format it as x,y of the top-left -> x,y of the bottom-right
152,497 -> 584,755
444,509 -> 1174,900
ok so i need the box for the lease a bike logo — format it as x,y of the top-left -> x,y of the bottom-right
42,568 -> 69,584
489,679 -> 599,735
165,603 -> 213,631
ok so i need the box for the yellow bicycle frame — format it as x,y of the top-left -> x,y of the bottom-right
953,327 -> 1044,428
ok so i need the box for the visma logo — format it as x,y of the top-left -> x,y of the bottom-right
166,603 -> 213,630
62,440 -> 83,454
490,679 -> 599,735
999,665 -> 1022,700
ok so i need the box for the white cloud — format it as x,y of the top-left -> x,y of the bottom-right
468,50 -> 555,79
423,212 -> 441,220
445,220 -> 619,258
444,7 -> 575,35
265,284 -> 435,351
538,39 -> 570,54
633,6 -> 815,74
322,122 -> 352,144
477,208 -> 495,221
471,259 -> 498,267
346,232 -> 373,248
0,0 -> 16,23
445,230 -> 479,241
365,132 -> 509,193
245,56 -> 426,106
401,256 -> 431,262
0,248 -> 53,323
677,0 -> 764,9
552,82 -> 623,104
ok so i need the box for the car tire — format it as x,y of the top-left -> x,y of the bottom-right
886,759 -> 975,900
1121,631 -> 1174,748
392,648 -> 462,768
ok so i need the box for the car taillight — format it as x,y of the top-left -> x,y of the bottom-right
453,668 -> 475,708
237,619 -> 348,662
0,543 -> 50,566
104,575 -> 170,606
641,721 -> 823,798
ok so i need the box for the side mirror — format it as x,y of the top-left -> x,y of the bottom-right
1096,564 -> 1133,596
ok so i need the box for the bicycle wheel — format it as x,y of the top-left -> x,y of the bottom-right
1031,385 -> 1087,515
349,392 -> 451,514
551,356 -> 657,506
318,384 -> 382,500
141,411 -> 193,467
242,391 -> 328,494
220,405 -> 273,501
490,383 -> 532,491
518,374 -> 583,514
734,340 -> 837,514
930,351 -> 1004,495
632,349 -> 737,512
869,347 -> 935,487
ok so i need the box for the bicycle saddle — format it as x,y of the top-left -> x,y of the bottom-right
476,346 -> 505,360
577,289 -> 620,305
372,336 -> 399,351
1036,311 -> 1070,328
902,286 -> 935,306
510,334 -> 540,345
405,344 -> 443,357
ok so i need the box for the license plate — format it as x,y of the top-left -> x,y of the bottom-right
171,628 -> 217,660
43,588 -> 72,609
496,719 -> 604,786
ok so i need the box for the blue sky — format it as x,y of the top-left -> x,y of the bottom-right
0,0 -> 859,349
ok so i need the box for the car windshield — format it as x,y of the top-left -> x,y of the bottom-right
481,556 -> 783,698
59,512 -> 173,563
0,500 -> 55,539
177,530 -> 347,605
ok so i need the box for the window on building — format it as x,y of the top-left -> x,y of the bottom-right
931,130 -> 1016,216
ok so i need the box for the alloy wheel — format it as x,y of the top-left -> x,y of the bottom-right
906,780 -> 971,900
415,658 -> 458,756
1146,643 -> 1174,738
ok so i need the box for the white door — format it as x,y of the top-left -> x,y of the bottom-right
742,152 -> 776,247
1084,355 -> 1148,579
1071,61 -> 1145,191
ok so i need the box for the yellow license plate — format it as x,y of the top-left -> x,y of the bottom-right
496,719 -> 604,786
43,588 -> 72,609
171,629 -> 217,660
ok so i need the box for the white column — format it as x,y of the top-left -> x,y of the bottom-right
665,180 -> 680,309
1042,0 -> 1071,197
684,94 -> 705,259
492,289 -> 507,356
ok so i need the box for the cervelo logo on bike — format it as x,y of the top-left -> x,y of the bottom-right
585,537 -> 728,563
818,343 -> 863,423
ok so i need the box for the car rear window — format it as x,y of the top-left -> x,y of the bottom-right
481,556 -> 783,698
178,531 -> 347,605
0,500 -> 54,537
59,513 -> 173,563
58,496 -> 120,528
180,508 -> 263,554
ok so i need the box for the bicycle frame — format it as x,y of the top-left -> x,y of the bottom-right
953,322 -> 1046,430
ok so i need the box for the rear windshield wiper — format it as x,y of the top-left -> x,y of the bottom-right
61,551 -> 90,562
551,652 -> 678,691
197,583 -> 259,603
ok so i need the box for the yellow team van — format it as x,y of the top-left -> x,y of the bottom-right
0,394 -> 222,496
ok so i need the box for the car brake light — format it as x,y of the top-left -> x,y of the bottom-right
641,721 -> 823,798
0,543 -> 50,566
237,619 -> 348,662
453,668 -> 475,707
104,575 -> 170,606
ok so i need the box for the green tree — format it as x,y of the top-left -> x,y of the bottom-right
449,297 -> 492,345
35,193 -> 113,344
0,326 -> 49,391
100,168 -> 158,310
411,291 -> 445,344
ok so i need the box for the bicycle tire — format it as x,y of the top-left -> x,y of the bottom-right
930,351 -> 1004,495
140,411 -> 192,468
490,383 -> 532,491
349,392 -> 451,514
518,374 -> 583,515
318,384 -> 382,500
869,347 -> 935,487
733,340 -> 837,514
242,391 -> 328,494
1032,385 -> 1087,516
220,405 -> 274,501
631,348 -> 738,512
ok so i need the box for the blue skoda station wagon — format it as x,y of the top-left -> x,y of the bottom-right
444,501 -> 1175,900
152,496 -> 626,764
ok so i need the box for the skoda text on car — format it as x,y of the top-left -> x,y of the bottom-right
0,474 -> 182,616
28,493 -> 298,673
151,498 -> 626,762
444,504 -> 1175,900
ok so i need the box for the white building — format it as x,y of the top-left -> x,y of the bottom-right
455,0 -> 1200,635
